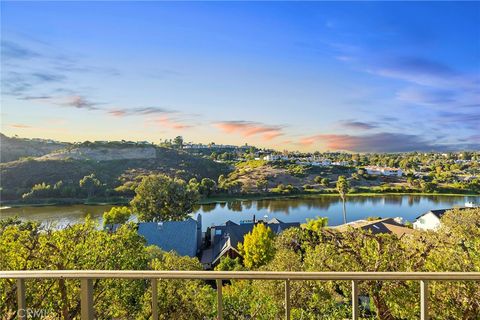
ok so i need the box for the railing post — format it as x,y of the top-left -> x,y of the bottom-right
420,280 -> 429,320
16,279 -> 26,320
81,279 -> 94,320
285,279 -> 291,320
151,279 -> 158,320
352,280 -> 359,320
216,279 -> 223,320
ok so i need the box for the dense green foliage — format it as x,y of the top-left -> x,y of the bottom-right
238,224 -> 276,269
102,206 -> 132,227
1,208 -> 479,319
130,174 -> 200,222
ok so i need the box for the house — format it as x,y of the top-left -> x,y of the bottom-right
333,217 -> 414,238
109,215 -> 202,257
413,208 -> 468,231
331,161 -> 349,166
201,218 -> 299,269
263,154 -> 289,162
365,166 -> 403,177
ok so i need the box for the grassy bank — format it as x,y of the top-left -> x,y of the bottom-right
1,197 -> 130,208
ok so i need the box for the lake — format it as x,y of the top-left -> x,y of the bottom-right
1,195 -> 478,231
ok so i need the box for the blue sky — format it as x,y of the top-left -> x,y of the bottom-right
1,1 -> 479,152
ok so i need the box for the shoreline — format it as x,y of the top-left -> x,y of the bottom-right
1,192 -> 478,208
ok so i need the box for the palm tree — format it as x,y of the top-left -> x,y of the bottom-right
336,175 -> 350,224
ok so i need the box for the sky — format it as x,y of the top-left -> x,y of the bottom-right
1,1 -> 479,152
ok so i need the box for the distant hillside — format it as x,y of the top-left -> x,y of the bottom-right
38,145 -> 157,161
0,133 -> 67,163
0,142 -> 232,201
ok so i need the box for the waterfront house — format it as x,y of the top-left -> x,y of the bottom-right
201,218 -> 299,269
109,215 -> 202,257
413,208 -> 467,231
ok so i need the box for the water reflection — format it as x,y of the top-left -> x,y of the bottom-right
1,195 -> 478,231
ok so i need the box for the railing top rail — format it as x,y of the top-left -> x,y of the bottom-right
1,271 -> 479,280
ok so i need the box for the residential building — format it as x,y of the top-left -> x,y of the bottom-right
413,208 -> 467,231
263,154 -> 289,162
109,215 -> 202,257
201,218 -> 299,269
365,166 -> 403,177
333,217 -> 414,238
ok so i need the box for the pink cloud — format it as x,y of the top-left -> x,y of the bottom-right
153,116 -> 193,130
298,132 -> 439,152
10,123 -> 32,129
214,121 -> 284,141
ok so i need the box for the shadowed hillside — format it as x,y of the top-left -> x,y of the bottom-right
0,133 -> 67,163
0,141 -> 232,201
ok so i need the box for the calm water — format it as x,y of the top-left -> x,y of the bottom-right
1,195 -> 478,231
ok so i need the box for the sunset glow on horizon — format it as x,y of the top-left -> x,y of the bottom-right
1,2 -> 479,152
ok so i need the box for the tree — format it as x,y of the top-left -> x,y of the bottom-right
256,178 -> 268,192
336,176 -> 350,224
173,136 -> 183,149
199,178 -> 216,197
103,206 -> 132,228
79,173 -> 103,198
238,223 -> 276,269
130,174 -> 199,222
215,256 -> 245,271
321,178 -> 330,187
218,174 -> 227,190
188,178 -> 200,193
420,180 -> 436,193
301,216 -> 328,232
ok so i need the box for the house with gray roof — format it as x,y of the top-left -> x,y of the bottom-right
137,214 -> 202,257
109,214 -> 202,257
200,218 -> 299,269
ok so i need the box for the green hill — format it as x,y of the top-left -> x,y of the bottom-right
0,141 -> 232,201
0,133 -> 67,163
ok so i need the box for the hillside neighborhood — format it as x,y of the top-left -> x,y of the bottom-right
105,204 -> 476,270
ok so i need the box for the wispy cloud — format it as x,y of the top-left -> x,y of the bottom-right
338,120 -> 378,130
152,116 -> 193,130
108,107 -> 173,117
9,123 -> 33,129
396,87 -> 457,105
214,121 -> 284,141
298,132 -> 444,152
1,40 -> 41,60
22,95 -> 101,111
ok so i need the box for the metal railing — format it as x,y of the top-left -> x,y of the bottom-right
1,271 -> 479,320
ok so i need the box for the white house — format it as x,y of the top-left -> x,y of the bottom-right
365,166 -> 403,177
263,154 -> 289,162
413,208 -> 467,231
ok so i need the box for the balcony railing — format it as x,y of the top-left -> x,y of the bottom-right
1,271 -> 479,320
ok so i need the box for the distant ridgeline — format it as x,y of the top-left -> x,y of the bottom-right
0,134 -> 231,201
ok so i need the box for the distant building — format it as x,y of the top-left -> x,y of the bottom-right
201,218 -> 299,269
110,215 -> 202,257
333,217 -> 414,238
413,208 -> 467,231
365,166 -> 403,177
331,161 -> 349,166
263,154 -> 289,162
